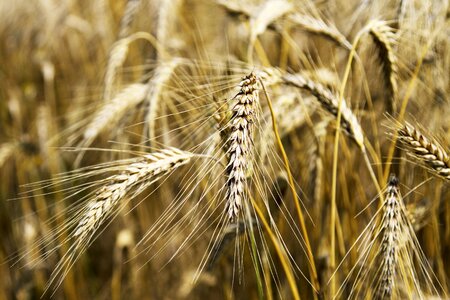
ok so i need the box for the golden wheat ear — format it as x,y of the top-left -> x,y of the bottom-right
335,174 -> 445,299
397,122 -> 450,182
225,72 -> 259,222
376,174 -> 402,299
45,147 -> 194,293
282,73 -> 365,151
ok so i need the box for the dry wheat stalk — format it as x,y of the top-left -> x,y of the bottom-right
397,122 -> 450,181
225,73 -> 259,221
73,147 -> 193,242
368,20 -> 398,113
282,73 -> 365,150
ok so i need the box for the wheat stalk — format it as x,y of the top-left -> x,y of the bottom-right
225,72 -> 259,221
397,122 -> 450,181
282,73 -> 365,150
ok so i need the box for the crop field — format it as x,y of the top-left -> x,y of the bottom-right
0,0 -> 449,299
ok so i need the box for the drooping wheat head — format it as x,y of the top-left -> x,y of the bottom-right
397,122 -> 450,182
282,73 -> 365,151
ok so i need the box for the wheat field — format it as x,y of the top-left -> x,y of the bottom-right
0,0 -> 449,299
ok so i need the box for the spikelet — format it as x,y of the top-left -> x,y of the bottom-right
225,72 -> 259,221
397,122 -> 450,181
104,38 -> 133,101
146,58 -> 181,143
249,0 -> 293,46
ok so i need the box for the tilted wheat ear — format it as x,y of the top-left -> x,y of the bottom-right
397,122 -> 450,181
73,147 -> 194,242
225,72 -> 259,222
43,147 -> 194,292
282,73 -> 365,151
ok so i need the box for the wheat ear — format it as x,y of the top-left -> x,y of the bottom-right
377,174 -> 402,299
225,73 -> 259,221
369,20 -> 398,113
73,147 -> 193,242
282,73 -> 365,150
397,122 -> 450,181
